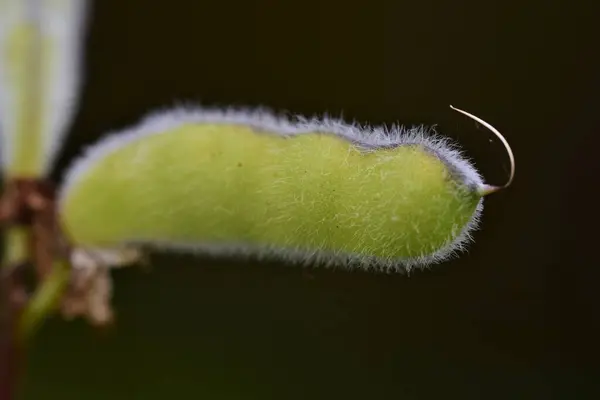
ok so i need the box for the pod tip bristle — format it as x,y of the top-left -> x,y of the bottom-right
450,105 -> 514,196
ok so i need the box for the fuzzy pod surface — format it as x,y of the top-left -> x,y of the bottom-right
58,107 -> 488,272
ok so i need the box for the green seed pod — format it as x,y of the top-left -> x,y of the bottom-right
58,105 -> 514,273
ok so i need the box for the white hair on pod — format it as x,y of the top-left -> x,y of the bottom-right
59,104 -> 485,274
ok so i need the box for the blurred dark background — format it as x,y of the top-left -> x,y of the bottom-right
21,0 -> 600,398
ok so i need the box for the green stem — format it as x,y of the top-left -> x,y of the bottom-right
19,260 -> 70,340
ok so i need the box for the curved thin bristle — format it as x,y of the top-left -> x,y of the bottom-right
450,105 -> 514,195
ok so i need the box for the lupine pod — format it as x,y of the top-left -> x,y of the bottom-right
58,106 -> 511,273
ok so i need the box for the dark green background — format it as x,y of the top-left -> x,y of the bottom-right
21,0 -> 600,398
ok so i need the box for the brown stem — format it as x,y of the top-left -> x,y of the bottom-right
0,270 -> 25,400
0,178 -> 59,400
